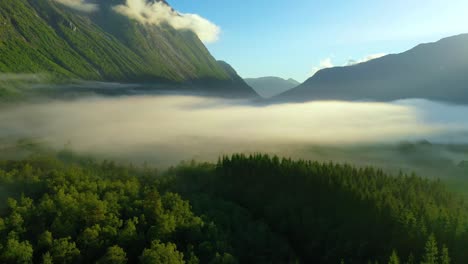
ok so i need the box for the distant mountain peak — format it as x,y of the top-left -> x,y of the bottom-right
245,76 -> 301,98
287,78 -> 300,85
275,33 -> 468,104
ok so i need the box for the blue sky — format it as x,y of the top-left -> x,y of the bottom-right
169,0 -> 468,82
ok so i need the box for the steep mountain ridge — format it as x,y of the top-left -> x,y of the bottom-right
276,34 -> 468,104
0,0 -> 257,97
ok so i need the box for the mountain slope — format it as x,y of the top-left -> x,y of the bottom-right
0,0 -> 257,97
244,77 -> 299,98
276,34 -> 468,104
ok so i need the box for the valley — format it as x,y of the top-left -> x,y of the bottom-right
0,0 -> 468,263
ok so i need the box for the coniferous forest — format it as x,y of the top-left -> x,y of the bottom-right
2,1 -> 468,264
0,151 -> 466,264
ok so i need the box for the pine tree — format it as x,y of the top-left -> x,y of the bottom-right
97,246 -> 127,264
388,250 -> 400,264
42,252 -> 53,264
421,234 -> 438,264
440,245 -> 450,264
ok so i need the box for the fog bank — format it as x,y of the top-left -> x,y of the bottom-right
0,96 -> 467,165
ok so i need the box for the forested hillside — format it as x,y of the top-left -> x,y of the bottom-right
0,153 -> 466,263
0,0 -> 256,97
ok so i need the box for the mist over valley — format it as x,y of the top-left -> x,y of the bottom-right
1,91 -> 468,176
1,0 -> 468,263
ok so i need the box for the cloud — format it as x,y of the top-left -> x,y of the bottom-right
346,53 -> 387,66
53,0 -> 98,12
113,0 -> 220,43
310,58 -> 334,76
310,53 -> 387,77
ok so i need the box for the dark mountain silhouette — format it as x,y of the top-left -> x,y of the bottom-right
275,34 -> 468,104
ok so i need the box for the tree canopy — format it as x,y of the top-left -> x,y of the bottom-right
0,153 -> 466,263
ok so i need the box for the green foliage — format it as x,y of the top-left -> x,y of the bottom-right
0,153 -> 464,263
169,154 -> 465,263
209,252 -> 238,264
0,156 -> 241,263
1,236 -> 33,264
42,252 -> 53,264
37,231 -> 53,249
0,0 -> 231,83
388,250 -> 400,264
97,245 -> 127,264
50,237 -> 80,264
421,234 -> 438,264
440,245 -> 451,264
406,254 -> 416,264
140,240 -> 185,264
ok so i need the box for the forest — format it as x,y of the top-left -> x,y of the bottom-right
1,1 -> 468,264
0,151 -> 465,263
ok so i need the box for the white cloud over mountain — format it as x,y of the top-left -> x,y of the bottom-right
310,53 -> 387,77
346,53 -> 387,66
113,0 -> 221,43
310,58 -> 334,76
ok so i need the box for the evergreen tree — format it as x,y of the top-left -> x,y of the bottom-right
50,237 -> 80,264
0,237 -> 33,264
0,153 -> 466,263
209,253 -> 237,264
140,240 -> 185,264
421,234 -> 438,264
97,246 -> 127,264
440,245 -> 450,264
388,250 -> 400,264
406,254 -> 415,264
42,252 -> 53,264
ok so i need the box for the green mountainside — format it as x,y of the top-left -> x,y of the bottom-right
0,0 -> 256,97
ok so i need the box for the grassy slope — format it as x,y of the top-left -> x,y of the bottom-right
0,0 -> 231,83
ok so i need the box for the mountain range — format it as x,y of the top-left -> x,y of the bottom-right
244,77 -> 299,98
276,34 -> 468,104
0,0 -> 257,98
1,1 -> 467,103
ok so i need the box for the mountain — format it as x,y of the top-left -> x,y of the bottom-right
275,34 -> 468,104
244,76 -> 300,98
0,0 -> 257,98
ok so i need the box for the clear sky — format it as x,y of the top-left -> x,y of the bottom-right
169,0 -> 468,82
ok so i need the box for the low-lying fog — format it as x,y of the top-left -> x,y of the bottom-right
1,95 -> 468,170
